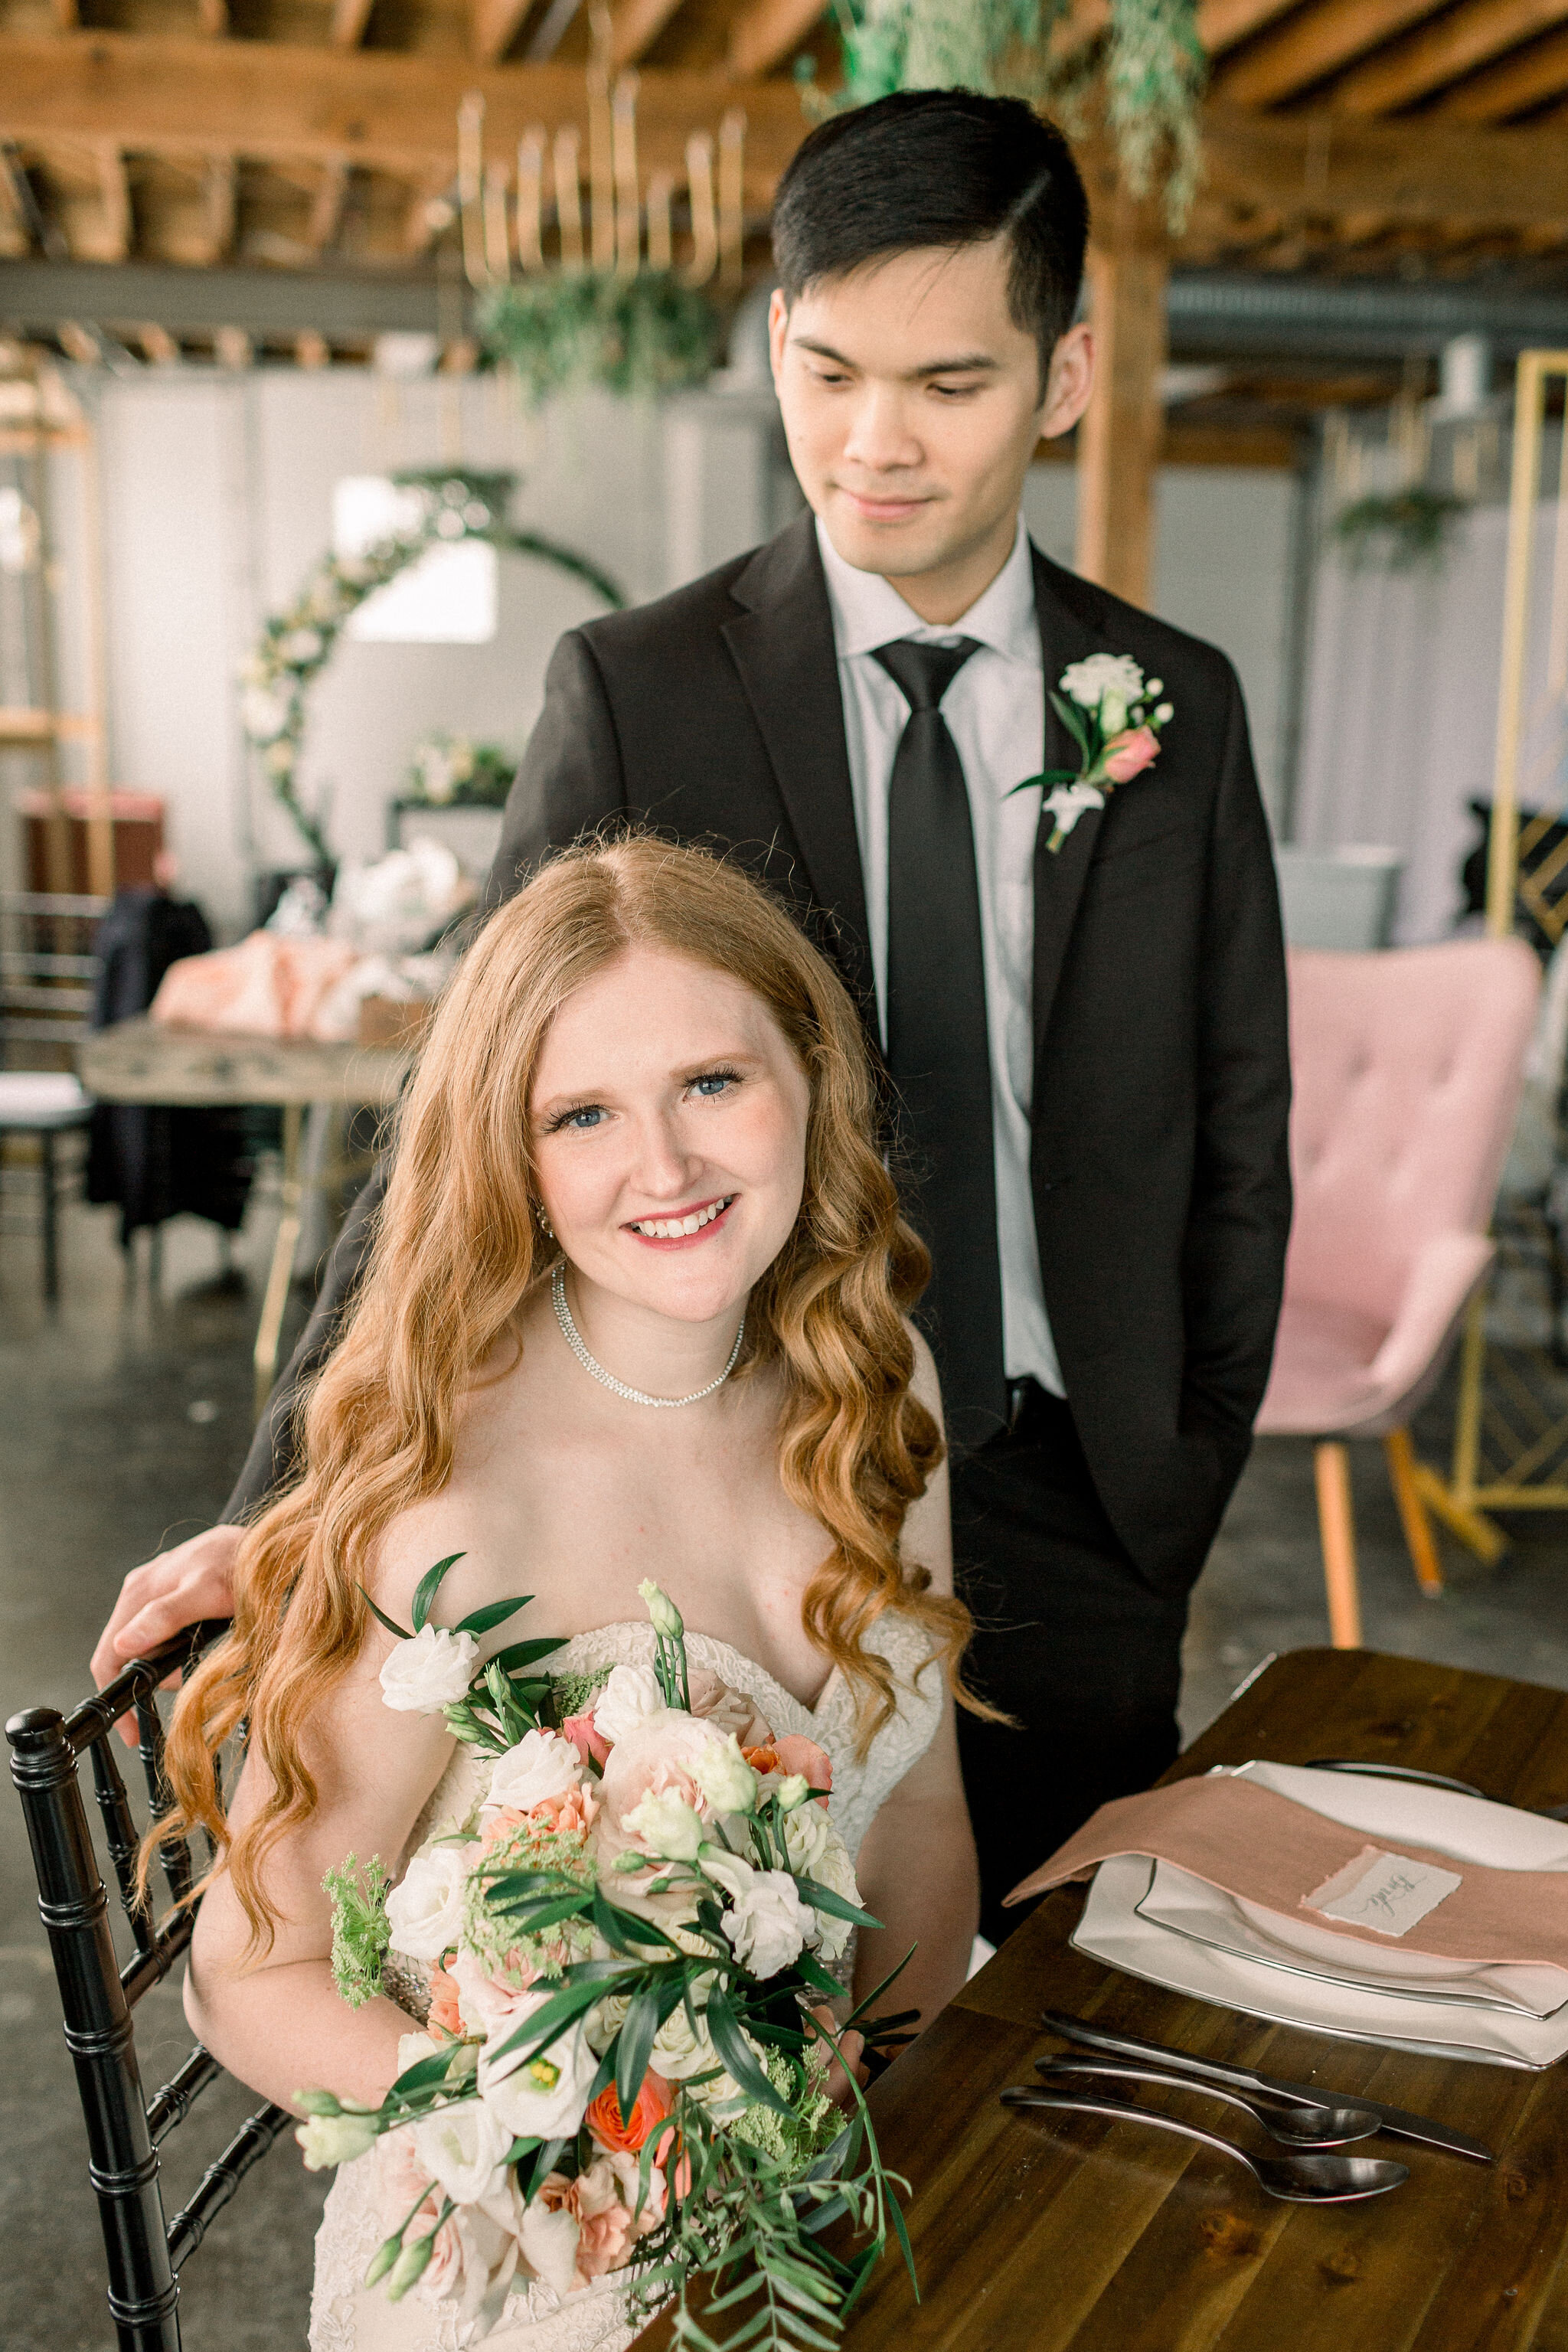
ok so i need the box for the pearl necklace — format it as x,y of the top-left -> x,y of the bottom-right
551,1262 -> 746,1409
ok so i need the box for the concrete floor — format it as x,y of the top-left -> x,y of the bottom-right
7,1185 -> 1568,2350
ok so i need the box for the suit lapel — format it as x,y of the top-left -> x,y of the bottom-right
720,515 -> 873,1006
1031,548 -> 1110,1058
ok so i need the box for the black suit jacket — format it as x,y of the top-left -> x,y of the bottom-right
229,511 -> 1291,1596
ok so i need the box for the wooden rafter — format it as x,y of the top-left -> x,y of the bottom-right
0,34 -> 806,205
727,0 -> 825,78
330,0 -> 377,44
1214,0 -> 1438,104
472,0 -> 535,64
306,156 -> 350,251
1194,0 -> 1302,59
612,0 -> 689,67
1438,19 -> 1568,114
96,142 -> 130,260
1329,0 -> 1568,114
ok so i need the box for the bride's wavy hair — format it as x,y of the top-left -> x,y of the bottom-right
158,833 -> 978,1939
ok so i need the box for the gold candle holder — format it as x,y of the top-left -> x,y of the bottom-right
554,126 -> 584,268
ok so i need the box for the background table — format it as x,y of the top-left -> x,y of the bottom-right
636,1647 -> 1568,2352
77,1016 -> 411,1413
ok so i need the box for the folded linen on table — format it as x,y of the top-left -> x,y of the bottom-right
1004,1769 -> 1568,2001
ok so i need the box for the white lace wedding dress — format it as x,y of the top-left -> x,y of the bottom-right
309,1613 -> 942,2352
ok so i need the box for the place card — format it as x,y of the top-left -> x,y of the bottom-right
1305,1844 -> 1463,1939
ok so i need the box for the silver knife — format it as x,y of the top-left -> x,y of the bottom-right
1040,2010 -> 1494,2164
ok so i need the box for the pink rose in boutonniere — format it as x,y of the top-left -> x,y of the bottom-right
1008,652 -> 1175,851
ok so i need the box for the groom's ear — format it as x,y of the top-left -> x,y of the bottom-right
1039,322 -> 1094,440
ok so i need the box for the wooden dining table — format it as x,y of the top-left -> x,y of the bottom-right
634,1645 -> 1568,2352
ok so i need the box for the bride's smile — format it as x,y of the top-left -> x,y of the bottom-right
530,943 -> 810,1397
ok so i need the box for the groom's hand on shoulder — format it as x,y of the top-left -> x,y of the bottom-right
91,1523 -> 244,1747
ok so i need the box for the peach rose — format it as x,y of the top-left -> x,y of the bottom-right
561,1711 -> 612,1770
530,1784 -> 601,1838
585,2069 -> 675,2158
1102,725 -> 1160,785
688,1668 -> 774,1753
537,2155 -> 648,2288
426,1964 -> 465,2040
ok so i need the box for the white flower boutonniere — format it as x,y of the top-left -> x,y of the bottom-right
1009,653 -> 1174,851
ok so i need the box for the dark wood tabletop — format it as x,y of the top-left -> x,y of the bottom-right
633,1645 -> 1568,2352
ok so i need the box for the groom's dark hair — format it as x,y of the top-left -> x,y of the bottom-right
770,91 -> 1090,383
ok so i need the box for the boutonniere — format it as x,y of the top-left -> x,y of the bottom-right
1008,652 -> 1174,851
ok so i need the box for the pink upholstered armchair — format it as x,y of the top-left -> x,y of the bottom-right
1256,939 -> 1540,1647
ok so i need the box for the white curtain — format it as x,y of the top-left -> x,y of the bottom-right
1295,501 -> 1568,944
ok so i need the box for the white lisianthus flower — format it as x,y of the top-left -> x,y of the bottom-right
410,2096 -> 514,2205
638,1577 -> 684,1638
690,1734 -> 758,1818
486,1728 -> 583,1815
802,1834 -> 861,1965
240,684 -> 289,742
776,1774 -> 811,1812
397,2031 -> 442,2076
380,1622 -> 479,1713
721,1867 -> 812,1978
296,2108 -> 379,2170
623,1787 -> 705,1860
477,1996 -> 597,2141
518,2197 -> 581,2299
386,1842 -> 468,1961
1155,701 -> 1174,724
592,1662 -> 665,1747
649,2001 -> 717,2083
1099,691 -> 1128,735
1060,652 -> 1145,710
782,1798 -> 832,1877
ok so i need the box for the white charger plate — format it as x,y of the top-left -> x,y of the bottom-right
1069,1760 -> 1568,2069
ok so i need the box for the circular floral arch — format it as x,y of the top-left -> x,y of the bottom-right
240,467 -> 626,870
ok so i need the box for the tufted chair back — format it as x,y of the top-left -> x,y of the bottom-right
1284,940 -> 1541,1332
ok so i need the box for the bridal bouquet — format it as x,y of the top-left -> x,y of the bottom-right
296,1570 -> 915,2350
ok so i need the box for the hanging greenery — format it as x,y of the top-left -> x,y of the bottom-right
1331,487 -> 1472,573
809,0 -> 1207,229
240,469 -> 625,871
478,273 -> 723,408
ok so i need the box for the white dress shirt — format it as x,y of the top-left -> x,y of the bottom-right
816,515 -> 1064,1397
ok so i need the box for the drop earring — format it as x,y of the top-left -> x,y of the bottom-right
533,1197 -> 556,1243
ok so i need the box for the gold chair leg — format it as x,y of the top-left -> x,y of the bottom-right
1383,1427 -> 1445,1599
1315,1440 -> 1363,1650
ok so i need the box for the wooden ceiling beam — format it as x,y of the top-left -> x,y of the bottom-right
1213,0 -> 1436,105
611,0 -> 688,67
0,32 -> 805,204
472,0 -> 534,65
1437,21 -> 1568,116
10,42 -> 1568,237
330,0 -> 376,44
1194,0 -> 1303,60
727,0 -> 827,78
1328,0 -> 1568,114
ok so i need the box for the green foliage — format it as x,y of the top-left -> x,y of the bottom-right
323,1853 -> 391,2009
813,0 -> 1207,230
479,273 -> 722,409
550,1664 -> 613,1723
405,733 -> 517,810
1331,487 -> 1471,572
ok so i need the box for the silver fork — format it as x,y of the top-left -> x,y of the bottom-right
1002,2088 -> 1410,2203
1034,2055 -> 1381,2147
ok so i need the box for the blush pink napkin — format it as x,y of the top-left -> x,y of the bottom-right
1004,1775 -> 1568,1971
151,933 -> 360,1040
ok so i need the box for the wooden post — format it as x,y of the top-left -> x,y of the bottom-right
1074,190 -> 1168,609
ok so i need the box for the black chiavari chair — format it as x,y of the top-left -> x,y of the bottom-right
7,1625 -> 291,2350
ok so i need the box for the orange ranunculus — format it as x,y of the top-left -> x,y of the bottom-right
585,2068 -> 675,2156
743,1743 -> 780,1775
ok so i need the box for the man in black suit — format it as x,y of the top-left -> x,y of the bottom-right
94,92 -> 1289,1944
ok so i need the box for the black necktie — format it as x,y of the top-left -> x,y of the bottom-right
874,636 -> 1007,1449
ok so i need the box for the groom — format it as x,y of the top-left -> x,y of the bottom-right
93,91 -> 1291,1946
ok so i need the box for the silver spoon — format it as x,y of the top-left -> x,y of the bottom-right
1035,2055 -> 1382,2147
1002,2089 -> 1410,2203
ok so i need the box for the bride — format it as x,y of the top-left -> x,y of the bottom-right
157,836 -> 981,2351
